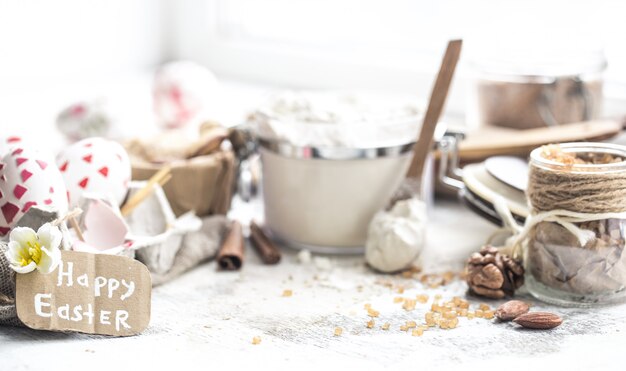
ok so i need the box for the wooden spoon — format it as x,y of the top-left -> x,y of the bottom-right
408,39 -> 463,179
391,39 -> 463,204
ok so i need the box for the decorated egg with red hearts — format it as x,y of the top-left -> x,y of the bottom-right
0,136 -> 23,158
56,137 -> 131,207
0,148 -> 68,236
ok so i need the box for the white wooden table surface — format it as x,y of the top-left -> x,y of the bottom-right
2,199 -> 626,370
2,77 -> 626,370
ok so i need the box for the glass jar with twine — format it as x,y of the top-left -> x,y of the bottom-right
514,142 -> 626,306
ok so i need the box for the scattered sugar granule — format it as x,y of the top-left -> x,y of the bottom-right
282,289 -> 293,297
367,307 -> 380,317
412,328 -> 424,336
252,336 -> 261,345
403,299 -> 417,311
334,327 -> 343,336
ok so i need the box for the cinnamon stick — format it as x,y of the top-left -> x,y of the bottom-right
217,220 -> 244,271
249,221 -> 281,265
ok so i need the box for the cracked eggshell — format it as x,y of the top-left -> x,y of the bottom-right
81,197 -> 128,250
56,137 -> 131,208
0,148 -> 68,236
72,197 -> 130,255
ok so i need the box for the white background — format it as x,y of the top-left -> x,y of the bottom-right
0,0 -> 625,141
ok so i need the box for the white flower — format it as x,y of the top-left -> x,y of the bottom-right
5,223 -> 62,274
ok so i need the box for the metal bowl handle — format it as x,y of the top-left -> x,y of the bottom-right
437,133 -> 465,191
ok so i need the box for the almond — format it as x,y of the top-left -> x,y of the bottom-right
495,300 -> 530,321
513,312 -> 562,329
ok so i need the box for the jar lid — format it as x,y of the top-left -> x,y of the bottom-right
530,142 -> 626,174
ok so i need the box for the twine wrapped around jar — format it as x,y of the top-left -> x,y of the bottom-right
527,164 -> 626,214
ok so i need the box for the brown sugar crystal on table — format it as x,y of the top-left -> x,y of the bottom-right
366,307 -> 380,317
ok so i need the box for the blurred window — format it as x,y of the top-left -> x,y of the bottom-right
204,0 -> 626,98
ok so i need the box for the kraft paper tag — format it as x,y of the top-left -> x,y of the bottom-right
16,250 -> 151,336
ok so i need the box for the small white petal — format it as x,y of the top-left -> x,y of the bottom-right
37,223 -> 62,251
37,246 -> 61,274
6,241 -> 27,266
4,248 -> 18,267
11,261 -> 36,274
9,227 -> 37,247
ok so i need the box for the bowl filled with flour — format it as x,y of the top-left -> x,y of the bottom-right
248,91 -> 431,254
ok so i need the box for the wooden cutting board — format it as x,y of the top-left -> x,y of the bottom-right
451,120 -> 623,163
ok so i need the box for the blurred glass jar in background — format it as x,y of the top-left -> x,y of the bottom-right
466,41 -> 607,129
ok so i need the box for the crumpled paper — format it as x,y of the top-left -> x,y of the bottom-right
148,215 -> 228,286
529,220 -> 626,296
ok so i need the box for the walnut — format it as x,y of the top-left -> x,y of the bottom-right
465,245 -> 524,299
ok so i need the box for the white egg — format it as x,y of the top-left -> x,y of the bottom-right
56,101 -> 112,142
0,148 -> 68,236
56,137 -> 131,207
153,60 -> 219,129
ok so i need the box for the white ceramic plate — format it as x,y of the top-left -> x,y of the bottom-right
462,162 -> 529,219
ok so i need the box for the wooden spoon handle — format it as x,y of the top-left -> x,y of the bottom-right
408,39 -> 463,179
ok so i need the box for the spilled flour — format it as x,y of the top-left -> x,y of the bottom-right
365,198 -> 427,273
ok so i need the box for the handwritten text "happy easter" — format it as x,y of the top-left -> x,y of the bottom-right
34,260 -> 136,332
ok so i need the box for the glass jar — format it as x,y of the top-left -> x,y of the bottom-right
467,43 -> 607,129
525,143 -> 626,306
